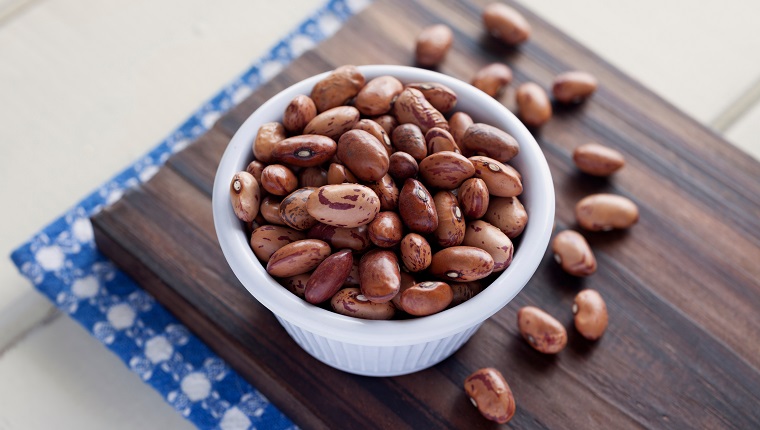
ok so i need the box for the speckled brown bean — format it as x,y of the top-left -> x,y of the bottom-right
399,233 -> 432,272
425,127 -> 461,154
354,75 -> 404,116
516,82 -> 552,127
391,272 -> 417,311
464,368 -> 516,424
483,3 -> 531,45
279,273 -> 310,298
266,239 -> 331,277
575,193 -> 639,231
298,167 -> 327,188
337,129 -> 390,182
260,197 -> 285,225
458,178 -> 489,219
279,187 -> 318,231
252,122 -> 287,164
353,119 -> 394,156
331,288 -> 395,320
260,164 -> 298,196
304,249 -> 354,304
373,114 -> 398,136
448,112 -> 474,146
470,156 -> 522,197
449,281 -> 483,307
483,196 -> 527,238
303,106 -> 361,140
471,63 -> 513,97
306,184 -> 381,228
405,82 -> 457,113
249,225 -> 305,262
573,289 -> 608,340
462,220 -> 514,272
393,88 -> 449,134
400,281 -> 453,316
368,211 -> 403,248
307,223 -> 371,252
461,123 -> 519,163
245,160 -> 266,184
572,143 -> 625,176
398,179 -> 438,234
230,171 -> 261,222
391,123 -> 427,161
367,174 -> 400,211
418,151 -> 475,190
283,95 -> 317,133
310,65 -> 365,113
552,230 -> 596,276
388,152 -> 419,182
359,249 -> 401,303
326,163 -> 357,184
415,24 -> 453,67
517,306 -> 567,354
430,246 -> 494,282
433,191 -> 465,247
552,71 -> 598,104
271,135 -> 337,167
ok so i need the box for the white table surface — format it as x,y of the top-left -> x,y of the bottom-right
1,0 -> 758,428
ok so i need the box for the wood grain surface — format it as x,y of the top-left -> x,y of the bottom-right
92,0 -> 760,428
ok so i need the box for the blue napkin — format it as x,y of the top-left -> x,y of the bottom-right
10,1 -> 369,428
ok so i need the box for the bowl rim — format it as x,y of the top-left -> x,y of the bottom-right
212,65 -> 555,346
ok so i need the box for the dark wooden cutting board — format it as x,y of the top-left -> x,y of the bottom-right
91,0 -> 760,428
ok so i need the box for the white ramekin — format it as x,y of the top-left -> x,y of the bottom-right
212,65 -> 554,376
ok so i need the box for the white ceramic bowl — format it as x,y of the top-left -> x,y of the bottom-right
212,65 -> 554,377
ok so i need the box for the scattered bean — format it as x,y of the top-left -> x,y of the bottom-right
471,63 -> 513,97
573,289 -> 608,340
573,142 -> 625,176
551,230 -> 596,276
482,3 -> 531,45
575,193 -> 639,231
464,367 -> 516,424
552,71 -> 598,104
517,306 -> 567,354
516,82 -> 552,127
415,24 -> 454,67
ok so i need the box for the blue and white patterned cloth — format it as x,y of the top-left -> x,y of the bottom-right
10,1 -> 369,428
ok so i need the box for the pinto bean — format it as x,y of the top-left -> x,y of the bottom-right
393,88 -> 448,134
461,123 -> 519,163
368,211 -> 403,248
331,287 -> 395,320
552,230 -> 597,276
279,272 -> 310,298
359,249 -> 401,303
405,82 -> 457,113
470,156 -> 522,197
471,63 -> 513,97
449,112 -> 474,146
283,95 -> 317,134
517,306 -> 567,354
425,127 -> 461,154
458,178 -> 490,219
304,249 -> 354,304
249,225 -> 305,262
354,75 -> 404,116
516,82 -> 552,127
279,187 -> 318,231
366,174 -> 400,211
372,114 -> 398,136
418,151 -> 475,189
337,129 -> 390,182
464,367 -> 516,424
462,220 -> 514,272
433,191 -> 466,247
483,196 -> 528,238
391,123 -> 428,161
449,281 -> 483,307
306,184 -> 381,228
260,196 -> 285,225
400,281 -> 453,316
310,65 -> 365,113
266,239 -> 331,277
398,179 -> 438,234
572,143 -> 625,176
399,233 -> 432,272
430,246 -> 494,282
388,152 -> 419,182
575,193 -> 639,231
326,163 -> 358,184
253,122 -> 287,164
552,71 -> 598,104
482,3 -> 531,45
307,223 -> 371,253
573,289 -> 609,340
271,135 -> 337,167
415,24 -> 453,67
353,119 -> 394,156
303,105 -> 361,140
230,171 -> 261,222
298,166 -> 328,188
260,164 -> 298,196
